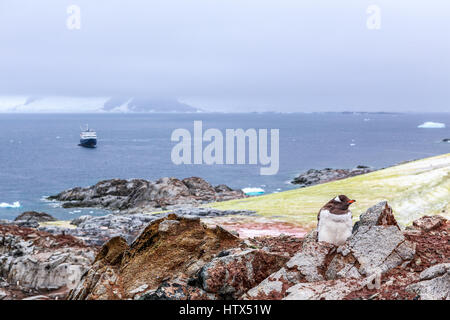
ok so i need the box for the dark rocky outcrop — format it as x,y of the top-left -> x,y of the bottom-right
291,166 -> 374,187
0,212 -> 57,229
15,211 -> 57,223
48,177 -> 246,211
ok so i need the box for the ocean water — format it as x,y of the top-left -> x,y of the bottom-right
0,113 -> 449,220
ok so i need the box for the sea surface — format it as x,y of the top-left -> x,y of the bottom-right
0,113 -> 449,220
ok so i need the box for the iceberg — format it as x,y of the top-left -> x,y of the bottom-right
417,122 -> 446,129
0,201 -> 21,208
242,188 -> 265,196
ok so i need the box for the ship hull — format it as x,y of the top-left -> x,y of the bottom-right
79,138 -> 97,148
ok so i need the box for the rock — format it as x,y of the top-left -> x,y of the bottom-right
419,263 -> 450,281
129,284 -> 149,295
49,177 -> 245,212
326,202 -> 415,280
412,215 -> 447,232
327,225 -> 414,278
94,237 -> 128,265
15,220 -> 39,228
168,207 -> 256,218
356,201 -> 399,229
301,230 -> 318,248
15,211 -> 57,223
0,288 -> 7,300
291,167 -> 373,186
197,248 -> 289,299
67,215 -> 241,300
70,215 -> 93,226
247,235 -> 303,258
214,184 -> 233,193
0,224 -> 96,299
139,280 -> 216,300
158,220 -> 180,234
243,267 -> 296,300
244,241 -> 334,299
287,242 -> 335,282
182,177 -> 216,199
406,264 -> 450,300
283,278 -> 367,300
22,295 -> 52,300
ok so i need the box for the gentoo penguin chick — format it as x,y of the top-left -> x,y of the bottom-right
317,195 -> 356,246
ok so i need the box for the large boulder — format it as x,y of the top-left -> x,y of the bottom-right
15,211 -> 57,223
326,202 -> 415,279
68,214 -> 241,300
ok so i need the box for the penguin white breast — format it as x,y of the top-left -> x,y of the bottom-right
318,209 -> 353,246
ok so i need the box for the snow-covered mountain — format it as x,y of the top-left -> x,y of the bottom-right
0,96 -> 200,113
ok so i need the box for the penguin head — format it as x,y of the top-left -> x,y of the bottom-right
331,195 -> 356,210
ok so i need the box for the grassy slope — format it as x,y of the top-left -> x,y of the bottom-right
208,153 -> 450,228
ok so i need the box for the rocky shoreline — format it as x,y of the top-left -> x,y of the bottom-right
1,201 -> 448,300
291,166 -> 374,187
47,177 -> 246,213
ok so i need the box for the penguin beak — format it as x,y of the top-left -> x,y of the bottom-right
347,200 -> 356,204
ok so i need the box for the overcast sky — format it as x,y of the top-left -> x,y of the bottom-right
0,0 -> 449,112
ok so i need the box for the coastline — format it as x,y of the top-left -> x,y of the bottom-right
1,153 -> 449,300
25,152 -> 449,241
209,153 -> 450,227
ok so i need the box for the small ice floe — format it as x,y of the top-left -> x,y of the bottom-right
363,118 -> 371,122
418,122 -> 446,129
242,187 -> 265,196
0,201 -> 21,208
350,143 -> 356,147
